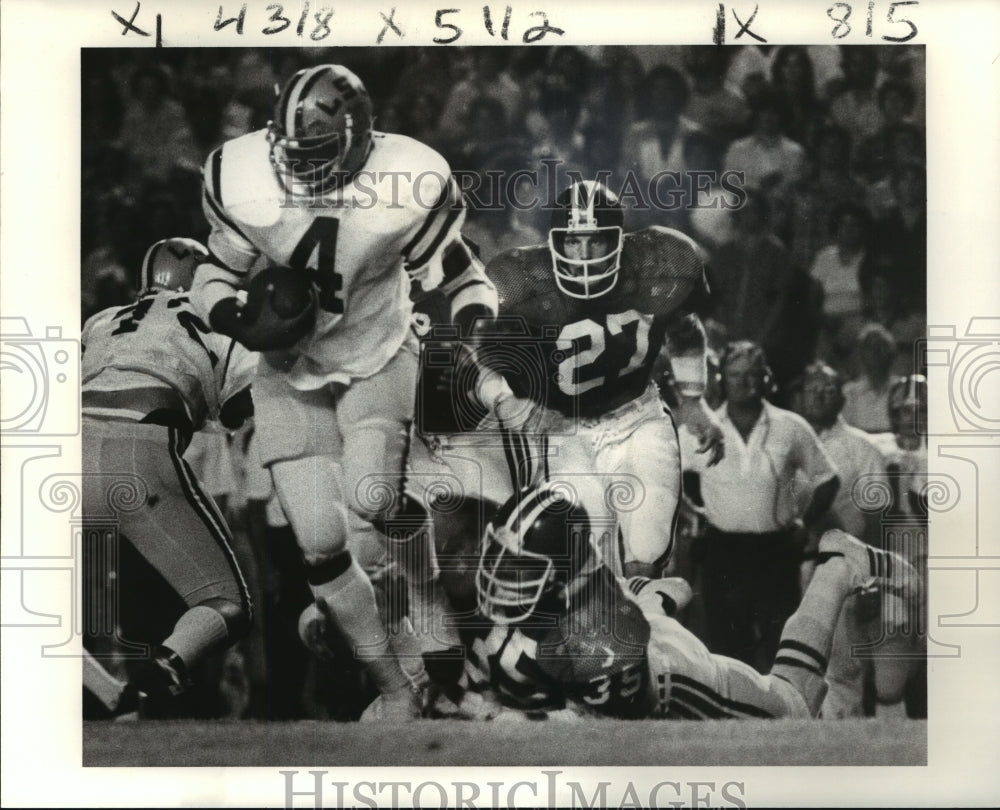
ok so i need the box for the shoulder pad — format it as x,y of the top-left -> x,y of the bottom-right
204,130 -> 283,228
616,228 -> 707,316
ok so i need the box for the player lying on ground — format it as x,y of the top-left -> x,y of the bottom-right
456,482 -> 919,720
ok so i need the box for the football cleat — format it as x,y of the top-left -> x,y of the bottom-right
131,645 -> 192,703
818,529 -> 919,603
297,601 -> 339,663
359,684 -> 424,722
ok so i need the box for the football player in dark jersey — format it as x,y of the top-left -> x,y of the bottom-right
463,483 -> 919,721
475,181 -> 724,578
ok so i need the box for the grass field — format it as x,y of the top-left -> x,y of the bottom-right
84,717 -> 925,767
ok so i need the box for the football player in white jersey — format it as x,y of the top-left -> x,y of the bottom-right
82,237 -> 258,710
190,64 -> 497,718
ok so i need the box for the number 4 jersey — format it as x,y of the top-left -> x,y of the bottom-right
82,292 -> 257,431
482,226 -> 708,418
193,128 -> 494,390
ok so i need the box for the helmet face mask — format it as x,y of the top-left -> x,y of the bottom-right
549,181 -> 624,300
268,64 -> 373,197
476,525 -> 556,625
476,484 -> 598,625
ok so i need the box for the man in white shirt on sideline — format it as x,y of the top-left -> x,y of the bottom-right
681,341 -> 839,672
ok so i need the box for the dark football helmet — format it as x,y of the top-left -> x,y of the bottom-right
268,64 -> 374,196
138,237 -> 209,295
548,180 -> 624,299
477,483 -> 601,624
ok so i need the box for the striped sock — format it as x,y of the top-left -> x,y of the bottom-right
770,557 -> 852,716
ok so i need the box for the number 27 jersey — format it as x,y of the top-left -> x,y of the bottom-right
483,227 -> 707,417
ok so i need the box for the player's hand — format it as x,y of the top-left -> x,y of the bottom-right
209,267 -> 316,351
493,392 -> 543,435
679,397 -> 725,466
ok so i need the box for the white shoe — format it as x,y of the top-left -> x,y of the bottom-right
818,529 -> 918,602
359,686 -> 423,722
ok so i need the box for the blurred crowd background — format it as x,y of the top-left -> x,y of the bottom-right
81,44 -> 927,720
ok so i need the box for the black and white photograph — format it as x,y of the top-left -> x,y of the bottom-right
2,0 -> 999,807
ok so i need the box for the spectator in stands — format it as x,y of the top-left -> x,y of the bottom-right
769,46 -> 821,147
829,47 -> 881,143
863,161 -> 927,317
620,65 -> 693,178
119,64 -> 191,182
809,203 -> 872,368
780,124 -> 868,273
683,131 -> 738,254
397,90 -> 446,154
590,49 -> 646,134
723,87 -> 806,201
81,196 -> 145,319
619,65 -> 694,228
681,341 -> 839,671
438,49 -> 524,140
841,323 -> 897,433
708,191 -> 821,396
854,79 -> 919,184
683,47 -> 749,145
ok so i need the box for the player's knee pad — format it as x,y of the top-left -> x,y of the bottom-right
198,596 -> 250,639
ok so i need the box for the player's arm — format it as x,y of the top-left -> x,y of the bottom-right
402,173 -> 498,335
792,417 -> 841,528
190,148 -> 260,328
664,312 -> 725,466
191,148 -> 315,351
216,340 -> 258,430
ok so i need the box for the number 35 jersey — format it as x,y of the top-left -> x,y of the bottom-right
466,567 -> 656,718
483,227 -> 707,418
82,292 -> 257,430
193,128 -> 468,390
